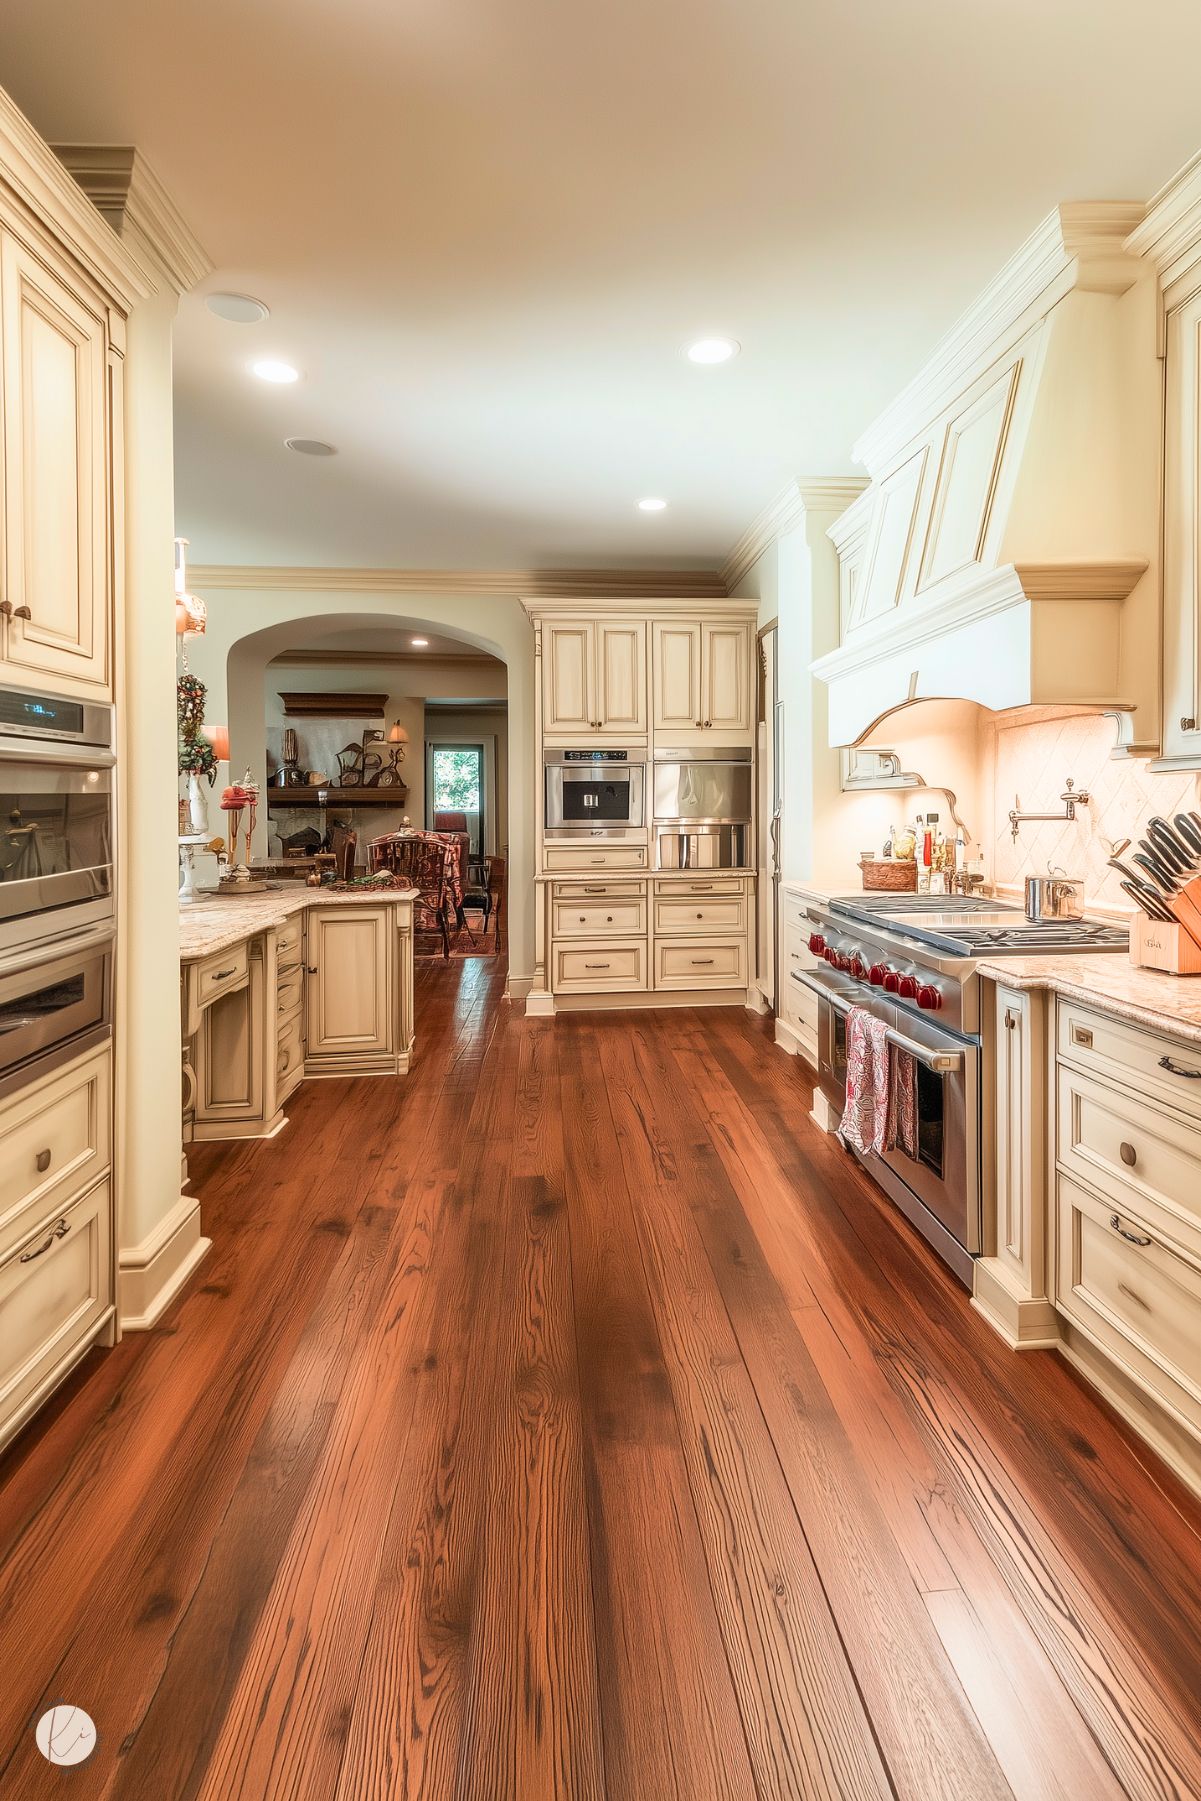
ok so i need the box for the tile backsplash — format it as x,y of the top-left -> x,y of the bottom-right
987,710 -> 1201,911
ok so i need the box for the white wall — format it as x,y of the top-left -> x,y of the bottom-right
185,591 -> 536,991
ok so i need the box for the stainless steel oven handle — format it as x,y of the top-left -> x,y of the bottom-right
0,734 -> 116,768
790,970 -> 964,1074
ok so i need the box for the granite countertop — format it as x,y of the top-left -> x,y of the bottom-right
180,885 -> 417,963
977,953 -> 1201,1048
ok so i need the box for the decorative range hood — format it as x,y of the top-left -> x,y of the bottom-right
812,202 -> 1154,748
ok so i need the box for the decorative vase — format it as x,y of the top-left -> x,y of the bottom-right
187,772 -> 209,836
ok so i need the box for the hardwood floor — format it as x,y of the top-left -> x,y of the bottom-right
3,956 -> 1201,1798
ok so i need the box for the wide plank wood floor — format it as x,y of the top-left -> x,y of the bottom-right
3,955 -> 1201,1797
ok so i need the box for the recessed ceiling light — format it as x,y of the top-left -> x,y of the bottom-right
637,497 -> 667,512
685,336 -> 739,365
251,358 -> 300,384
285,437 -> 336,456
206,292 -> 269,324
411,637 -> 429,647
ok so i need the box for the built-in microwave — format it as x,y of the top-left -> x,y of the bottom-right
543,749 -> 646,838
0,686 -> 115,958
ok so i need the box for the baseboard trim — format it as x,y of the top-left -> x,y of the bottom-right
506,972 -> 535,1001
550,987 -> 749,1013
119,1196 -> 211,1330
972,1260 -> 1060,1350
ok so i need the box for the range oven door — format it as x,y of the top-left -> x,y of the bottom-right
796,966 -> 981,1258
0,734 -> 115,951
544,758 -> 645,836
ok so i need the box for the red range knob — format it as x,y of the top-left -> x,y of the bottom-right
882,969 -> 900,994
850,954 -> 867,979
868,963 -> 888,987
835,951 -> 852,973
917,984 -> 943,1011
898,973 -> 919,1000
809,933 -> 826,955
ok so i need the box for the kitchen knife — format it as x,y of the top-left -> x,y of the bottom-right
1176,814 -> 1201,858
1121,879 -> 1175,922
1146,824 -> 1194,875
1149,817 -> 1199,868
1133,847 -> 1179,890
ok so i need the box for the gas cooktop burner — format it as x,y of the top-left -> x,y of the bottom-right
828,894 -> 1128,956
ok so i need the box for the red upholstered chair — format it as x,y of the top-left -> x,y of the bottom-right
433,810 -> 468,834
389,836 -> 451,957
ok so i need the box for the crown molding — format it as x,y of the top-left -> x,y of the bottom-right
269,648 -> 501,670
722,477 -> 869,591
54,144 -> 212,295
1125,147 -> 1201,288
0,87 -> 152,308
854,201 -> 1144,475
190,564 -> 728,599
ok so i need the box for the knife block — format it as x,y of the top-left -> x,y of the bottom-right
1130,912 -> 1201,975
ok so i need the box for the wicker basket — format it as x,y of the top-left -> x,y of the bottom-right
859,857 -> 917,892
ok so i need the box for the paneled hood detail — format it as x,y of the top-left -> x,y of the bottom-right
812,203 -> 1153,747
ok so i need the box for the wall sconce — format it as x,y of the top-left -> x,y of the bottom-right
377,719 -> 408,787
387,720 -> 409,756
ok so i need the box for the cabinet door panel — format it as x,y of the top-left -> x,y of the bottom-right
595,620 -> 646,735
1162,292 -> 1201,762
1,231 -> 109,692
651,621 -> 702,735
702,623 -> 752,739
306,909 -> 392,1055
543,622 -> 595,736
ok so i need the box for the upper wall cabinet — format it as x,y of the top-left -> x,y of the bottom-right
542,618 -> 647,740
652,619 -> 753,745
1130,158 -> 1201,768
0,229 -> 111,695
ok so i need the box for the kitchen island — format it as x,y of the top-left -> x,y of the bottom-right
180,885 -> 418,1143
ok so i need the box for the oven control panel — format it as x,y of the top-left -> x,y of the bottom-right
807,929 -> 961,1030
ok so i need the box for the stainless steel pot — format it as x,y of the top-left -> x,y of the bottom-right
1025,870 -> 1085,921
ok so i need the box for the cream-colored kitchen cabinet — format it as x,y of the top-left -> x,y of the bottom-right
541,618 -> 646,740
304,906 -> 394,1066
0,226 -> 113,696
973,984 -> 1057,1350
651,619 -> 753,744
1158,281 -> 1201,764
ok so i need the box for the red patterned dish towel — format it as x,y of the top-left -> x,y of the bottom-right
837,1007 -> 890,1155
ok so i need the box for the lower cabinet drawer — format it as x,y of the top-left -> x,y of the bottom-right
552,897 -> 647,937
0,1044 -> 112,1264
195,942 -> 250,1010
0,1177 -> 112,1451
544,845 -> 648,873
1058,1001 -> 1201,1126
1057,1063 -> 1201,1253
652,877 -> 744,898
551,880 -> 645,900
552,941 -> 647,993
275,917 -> 304,971
1056,1171 -> 1201,1431
276,966 -> 304,1019
277,1012 -> 304,1098
781,963 -> 819,1032
654,937 -> 747,990
654,895 -> 745,934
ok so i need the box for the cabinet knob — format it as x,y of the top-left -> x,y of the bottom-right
1119,1141 -> 1138,1167
305,964 -> 318,974
1182,716 -> 1198,732
13,605 -> 31,621
0,599 -> 11,618
35,1148 -> 52,1173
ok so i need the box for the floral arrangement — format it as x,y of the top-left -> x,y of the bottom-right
177,672 -> 217,783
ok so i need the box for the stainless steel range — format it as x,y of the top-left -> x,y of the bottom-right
795,893 -> 1129,1286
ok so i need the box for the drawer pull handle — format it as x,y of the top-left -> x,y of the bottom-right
19,1218 -> 69,1262
1118,1281 -> 1151,1312
585,962 -> 610,970
691,958 -> 715,966
1119,1141 -> 1138,1168
688,884 -> 714,891
1072,1025 -> 1093,1048
1110,1214 -> 1152,1247
582,886 -> 606,893
35,1148 -> 51,1173
590,859 -> 605,865
1158,1053 -> 1201,1080
214,966 -> 238,980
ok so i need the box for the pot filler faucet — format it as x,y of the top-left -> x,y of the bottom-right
1008,776 -> 1090,842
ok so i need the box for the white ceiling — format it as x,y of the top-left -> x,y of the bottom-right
6,0 -> 1201,572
